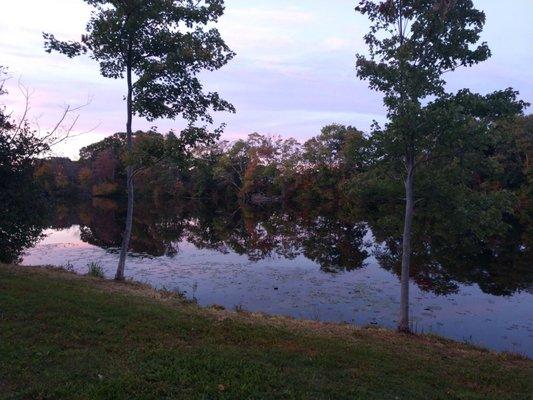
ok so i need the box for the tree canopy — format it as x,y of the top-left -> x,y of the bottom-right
44,0 -> 235,124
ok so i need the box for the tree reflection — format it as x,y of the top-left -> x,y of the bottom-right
0,194 -> 48,264
371,208 -> 532,296
41,197 -> 532,297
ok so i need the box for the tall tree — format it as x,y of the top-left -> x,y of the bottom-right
355,0 -> 525,331
0,67 -> 49,263
44,0 -> 235,280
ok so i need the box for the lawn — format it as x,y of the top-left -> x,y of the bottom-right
0,264 -> 531,399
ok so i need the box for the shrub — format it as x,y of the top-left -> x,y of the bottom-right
92,182 -> 119,197
86,262 -> 105,278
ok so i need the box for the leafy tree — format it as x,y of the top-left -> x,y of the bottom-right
490,115 -> 532,193
274,137 -> 303,199
214,139 -> 252,197
301,125 -> 369,204
180,141 -> 227,199
79,133 -> 126,164
44,0 -> 235,280
0,68 -> 49,263
303,124 -> 367,174
355,0 -> 526,331
78,166 -> 93,189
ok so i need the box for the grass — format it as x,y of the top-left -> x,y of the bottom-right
0,264 -> 531,400
86,262 -> 105,278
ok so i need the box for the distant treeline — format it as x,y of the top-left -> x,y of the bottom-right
9,113 -> 530,272
36,116 -> 532,213
35,124 -> 369,204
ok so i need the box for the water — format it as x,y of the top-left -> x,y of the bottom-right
18,199 -> 533,357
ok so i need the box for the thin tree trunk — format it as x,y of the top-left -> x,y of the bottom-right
398,157 -> 414,332
115,48 -> 133,282
395,0 -> 414,332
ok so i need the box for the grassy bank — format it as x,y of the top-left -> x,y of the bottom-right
1,264 -> 531,399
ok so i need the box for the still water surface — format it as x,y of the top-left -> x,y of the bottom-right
20,200 -> 533,357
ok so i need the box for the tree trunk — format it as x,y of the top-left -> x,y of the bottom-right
398,157 -> 414,332
115,49 -> 134,282
116,165 -> 133,281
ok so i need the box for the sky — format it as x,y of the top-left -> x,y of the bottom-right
0,0 -> 532,159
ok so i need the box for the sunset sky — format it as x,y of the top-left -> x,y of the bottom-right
1,0 -> 532,159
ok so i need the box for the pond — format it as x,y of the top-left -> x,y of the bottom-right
12,198 -> 533,357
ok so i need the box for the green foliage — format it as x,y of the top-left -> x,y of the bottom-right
303,124 -> 368,173
354,3 -> 527,328
0,67 -> 49,263
356,0 -> 491,111
355,0 -> 527,180
80,133 -> 126,163
86,262 -> 105,278
92,182 -> 120,197
36,115 -> 533,218
44,0 -> 235,125
126,127 -> 221,175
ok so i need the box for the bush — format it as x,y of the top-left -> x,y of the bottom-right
86,262 -> 105,278
92,182 -> 119,197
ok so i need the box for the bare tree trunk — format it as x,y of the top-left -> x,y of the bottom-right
398,157 -> 414,332
115,48 -> 133,282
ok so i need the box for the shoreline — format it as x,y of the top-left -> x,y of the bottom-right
2,263 -> 531,399
15,263 -> 532,359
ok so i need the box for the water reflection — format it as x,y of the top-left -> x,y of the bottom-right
0,192 -> 48,264
41,198 -> 532,298
372,214 -> 532,297
8,197 -> 533,355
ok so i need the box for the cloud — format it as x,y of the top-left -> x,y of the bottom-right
320,37 -> 352,52
0,0 -> 531,158
228,7 -> 315,24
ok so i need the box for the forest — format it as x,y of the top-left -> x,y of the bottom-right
2,0 -> 531,330
35,117 -> 532,209
24,114 -> 533,299
1,1 -> 533,396
34,114 -> 532,240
